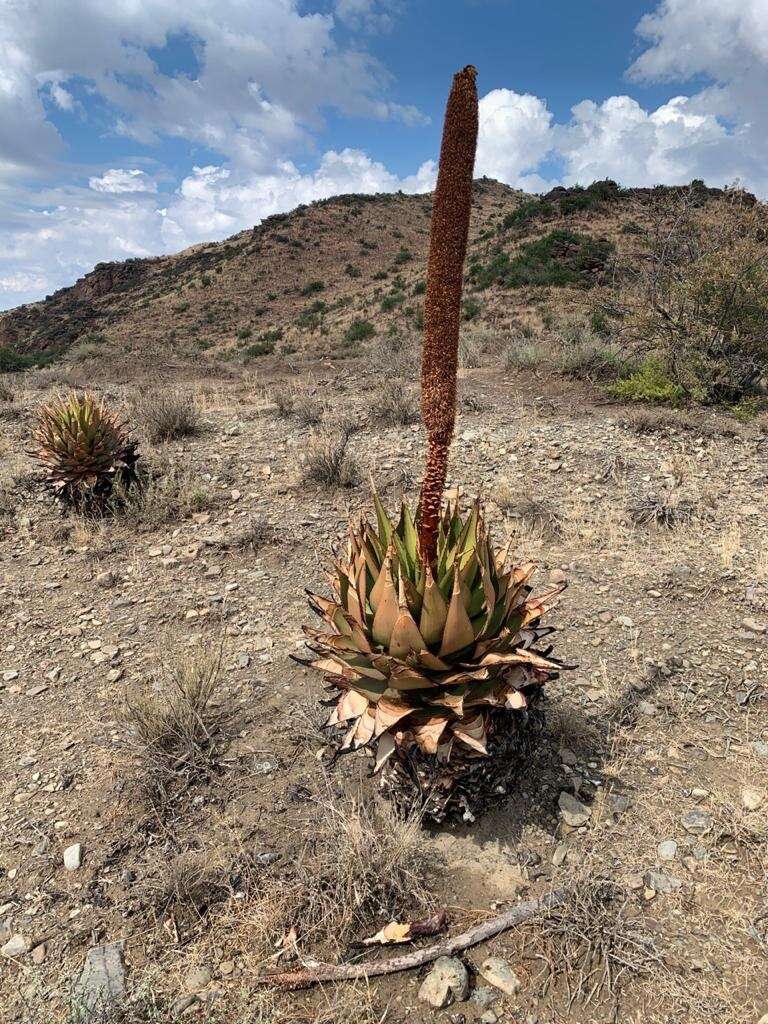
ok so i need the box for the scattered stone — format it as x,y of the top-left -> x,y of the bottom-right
470,987 -> 499,1009
552,842 -> 568,867
479,957 -> 522,997
657,840 -> 678,861
742,618 -> 766,634
1,934 -> 31,957
481,1012 -> 499,1024
741,787 -> 764,811
64,843 -> 83,871
752,741 -> 768,758
681,810 -> 713,835
558,791 -> 591,827
644,870 -> 683,894
32,943 -> 46,965
72,943 -> 126,1020
637,700 -> 657,716
418,956 -> 469,1009
185,967 -> 213,991
218,960 -> 235,976
171,995 -> 198,1015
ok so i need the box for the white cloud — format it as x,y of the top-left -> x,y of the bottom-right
89,169 -> 158,193
476,90 -> 553,187
555,94 -> 734,188
334,0 -> 400,33
0,0 -> 422,178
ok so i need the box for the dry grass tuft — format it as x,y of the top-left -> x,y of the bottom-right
0,380 -> 14,402
301,431 -> 360,489
140,849 -> 231,923
370,378 -> 419,426
495,484 -> 563,538
232,517 -> 277,552
532,878 -> 664,1009
293,391 -> 328,427
124,647 -> 226,805
132,388 -> 202,443
233,794 -> 434,965
116,456 -> 217,526
628,492 -> 696,529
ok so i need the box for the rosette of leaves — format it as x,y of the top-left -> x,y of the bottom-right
32,391 -> 139,509
303,494 -> 564,821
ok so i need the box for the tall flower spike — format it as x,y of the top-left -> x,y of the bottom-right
418,65 -> 478,566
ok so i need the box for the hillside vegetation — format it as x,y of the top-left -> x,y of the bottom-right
2,177 -> 765,414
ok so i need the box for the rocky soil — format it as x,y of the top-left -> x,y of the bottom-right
1,358 -> 767,1024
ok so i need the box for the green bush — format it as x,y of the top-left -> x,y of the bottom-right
501,199 -> 543,231
463,298 -> 482,321
243,341 -> 275,359
609,357 -> 685,404
392,248 -> 412,266
300,280 -> 325,296
259,328 -> 283,344
0,346 -> 60,373
381,294 -> 405,312
237,327 -> 253,340
471,230 -> 613,290
345,319 -> 376,343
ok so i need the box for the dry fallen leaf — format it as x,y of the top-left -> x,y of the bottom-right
363,910 -> 448,946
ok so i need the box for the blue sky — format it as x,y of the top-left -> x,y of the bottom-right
1,0 -> 767,309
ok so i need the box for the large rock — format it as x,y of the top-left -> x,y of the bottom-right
72,942 -> 126,1020
681,810 -> 713,835
64,843 -> 83,871
418,956 -> 470,1009
644,870 -> 683,894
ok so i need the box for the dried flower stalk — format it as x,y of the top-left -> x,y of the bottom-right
418,65 -> 478,565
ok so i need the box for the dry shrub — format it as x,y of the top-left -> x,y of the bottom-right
293,391 -> 328,426
369,329 -> 419,378
494,483 -> 563,538
0,380 -> 14,402
132,388 -> 202,443
116,456 -> 217,526
271,385 -> 297,418
532,878 -> 664,1009
620,407 -> 699,435
232,517 -> 276,552
616,189 -> 768,403
124,648 -> 225,804
370,378 -> 419,426
628,492 -> 696,528
236,795 -> 433,963
301,431 -> 360,489
140,849 -> 231,924
503,339 -> 547,372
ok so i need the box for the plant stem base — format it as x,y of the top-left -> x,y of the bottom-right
379,702 -> 546,824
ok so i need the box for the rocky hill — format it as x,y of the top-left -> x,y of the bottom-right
0,177 -> 742,371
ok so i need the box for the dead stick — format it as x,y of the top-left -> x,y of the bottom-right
258,889 -> 565,991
